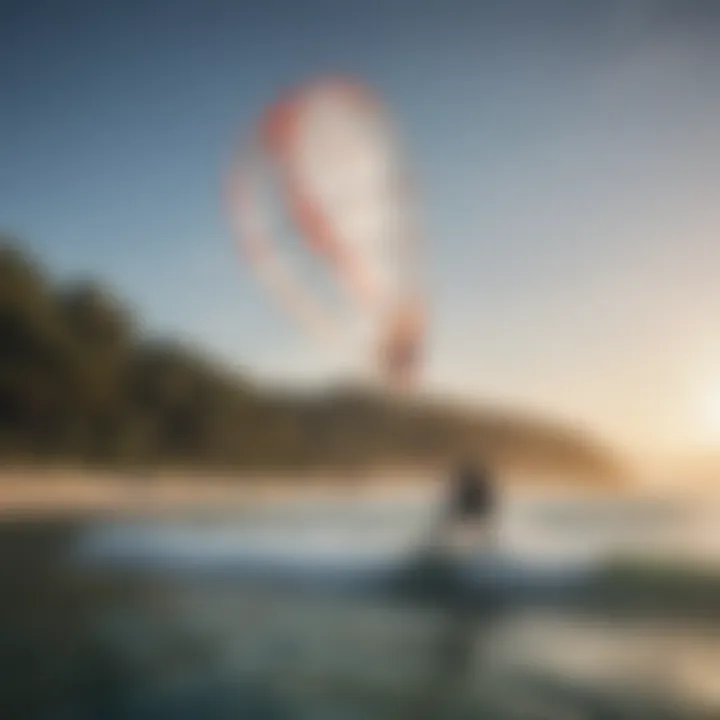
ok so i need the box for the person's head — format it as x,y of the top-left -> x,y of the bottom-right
456,458 -> 490,482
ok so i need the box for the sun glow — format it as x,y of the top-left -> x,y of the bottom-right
697,385 -> 720,444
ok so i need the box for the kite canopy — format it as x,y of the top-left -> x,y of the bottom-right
227,77 -> 425,390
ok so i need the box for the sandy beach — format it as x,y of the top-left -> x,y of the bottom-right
0,467 -> 445,517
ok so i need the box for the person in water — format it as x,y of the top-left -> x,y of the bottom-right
440,459 -> 498,553
415,459 -> 498,572
450,460 -> 495,521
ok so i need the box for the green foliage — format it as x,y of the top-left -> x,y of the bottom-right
0,237 -> 618,476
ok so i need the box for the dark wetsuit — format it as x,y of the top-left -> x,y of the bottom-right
449,465 -> 495,521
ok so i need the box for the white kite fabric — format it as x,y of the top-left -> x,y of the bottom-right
227,78 -> 425,389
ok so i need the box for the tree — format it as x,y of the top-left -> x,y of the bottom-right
0,238 -> 620,478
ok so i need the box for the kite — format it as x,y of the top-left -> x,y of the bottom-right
227,77 -> 425,390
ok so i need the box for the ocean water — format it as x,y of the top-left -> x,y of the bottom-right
79,485 -> 720,571
56,487 -> 720,718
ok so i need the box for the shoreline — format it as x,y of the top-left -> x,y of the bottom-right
0,465 -> 632,517
0,467 -> 440,517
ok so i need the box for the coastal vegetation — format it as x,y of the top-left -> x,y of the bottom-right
0,238 -> 617,479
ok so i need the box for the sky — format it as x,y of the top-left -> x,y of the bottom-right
2,0 -> 720,463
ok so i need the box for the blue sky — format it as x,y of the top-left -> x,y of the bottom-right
3,0 -> 720,460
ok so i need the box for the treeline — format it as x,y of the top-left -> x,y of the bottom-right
0,238 -> 618,477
